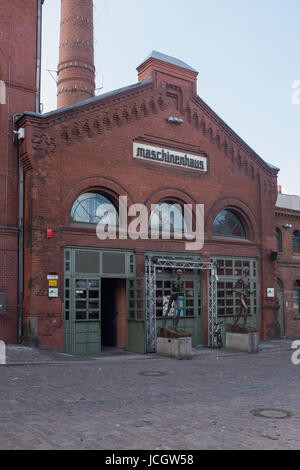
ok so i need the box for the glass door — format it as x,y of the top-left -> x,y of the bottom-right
72,277 -> 101,355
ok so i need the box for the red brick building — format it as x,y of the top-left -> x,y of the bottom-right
275,192 -> 300,338
0,0 -> 43,344
1,0 -> 295,354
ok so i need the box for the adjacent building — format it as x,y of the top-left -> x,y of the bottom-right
0,0 -> 43,344
275,191 -> 300,338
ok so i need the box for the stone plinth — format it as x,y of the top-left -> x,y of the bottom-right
226,332 -> 259,354
157,336 -> 192,360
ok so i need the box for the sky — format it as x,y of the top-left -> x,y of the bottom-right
41,0 -> 300,195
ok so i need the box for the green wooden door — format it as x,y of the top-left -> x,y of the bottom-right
71,277 -> 101,355
126,278 -> 145,354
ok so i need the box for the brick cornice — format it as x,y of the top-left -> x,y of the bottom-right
17,81 -> 154,129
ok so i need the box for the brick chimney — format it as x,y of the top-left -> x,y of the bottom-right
57,0 -> 95,108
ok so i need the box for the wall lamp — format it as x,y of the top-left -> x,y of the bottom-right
282,224 -> 293,229
167,117 -> 183,125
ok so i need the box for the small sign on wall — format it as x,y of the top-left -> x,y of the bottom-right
267,288 -> 275,298
48,288 -> 59,298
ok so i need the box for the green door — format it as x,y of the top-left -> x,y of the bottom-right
127,278 -> 145,354
72,277 -> 101,355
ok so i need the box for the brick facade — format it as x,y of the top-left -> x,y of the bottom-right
16,52 -> 281,350
0,0 -> 42,343
2,1 -> 297,352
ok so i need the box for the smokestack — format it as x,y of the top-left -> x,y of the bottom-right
57,0 -> 95,108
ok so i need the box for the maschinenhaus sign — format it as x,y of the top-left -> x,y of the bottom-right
133,143 -> 207,172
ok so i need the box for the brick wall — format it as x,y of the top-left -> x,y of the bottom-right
0,0 -> 39,342
18,59 -> 280,349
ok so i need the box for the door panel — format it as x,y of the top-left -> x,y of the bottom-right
155,271 -> 203,346
127,278 -> 145,354
212,257 -> 258,343
72,277 -> 101,355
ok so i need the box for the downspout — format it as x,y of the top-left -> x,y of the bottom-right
17,0 -> 43,344
13,112 -> 23,344
16,124 -> 24,344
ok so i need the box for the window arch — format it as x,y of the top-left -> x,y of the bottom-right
293,280 -> 300,316
212,209 -> 247,239
293,230 -> 300,253
149,201 -> 185,236
277,278 -> 284,291
276,228 -> 282,252
70,192 -> 119,226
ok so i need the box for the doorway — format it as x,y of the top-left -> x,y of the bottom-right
101,278 -> 127,348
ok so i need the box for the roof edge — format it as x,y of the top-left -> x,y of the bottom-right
17,77 -> 153,123
137,50 -> 198,74
193,94 -> 280,174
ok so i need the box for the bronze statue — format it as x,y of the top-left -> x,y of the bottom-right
162,269 -> 184,330
232,266 -> 253,328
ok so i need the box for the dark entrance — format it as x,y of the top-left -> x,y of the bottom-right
101,278 -> 118,347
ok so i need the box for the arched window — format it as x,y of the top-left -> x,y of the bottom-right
293,230 -> 300,253
276,228 -> 282,252
213,209 -> 246,239
293,281 -> 300,316
70,192 -> 119,226
149,201 -> 185,236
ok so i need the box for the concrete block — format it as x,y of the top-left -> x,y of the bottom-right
157,336 -> 192,360
226,332 -> 259,354
0,340 -> 6,364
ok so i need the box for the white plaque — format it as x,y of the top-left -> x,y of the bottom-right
267,288 -> 275,298
49,288 -> 59,298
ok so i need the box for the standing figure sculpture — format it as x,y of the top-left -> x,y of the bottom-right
232,266 -> 253,328
162,269 -> 184,330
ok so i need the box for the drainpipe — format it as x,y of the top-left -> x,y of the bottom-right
12,113 -> 23,344
17,129 -> 24,344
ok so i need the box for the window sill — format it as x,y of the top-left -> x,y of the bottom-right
211,236 -> 253,244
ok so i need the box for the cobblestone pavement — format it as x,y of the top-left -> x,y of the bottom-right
0,342 -> 300,450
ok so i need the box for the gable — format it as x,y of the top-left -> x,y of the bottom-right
18,67 -> 278,203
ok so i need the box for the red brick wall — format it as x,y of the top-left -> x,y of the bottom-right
18,65 -> 280,349
276,209 -> 300,337
0,0 -> 39,342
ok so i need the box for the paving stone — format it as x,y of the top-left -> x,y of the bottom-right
0,343 -> 299,449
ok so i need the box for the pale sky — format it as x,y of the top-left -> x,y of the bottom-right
41,0 -> 300,195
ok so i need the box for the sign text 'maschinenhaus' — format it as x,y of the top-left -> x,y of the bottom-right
133,143 -> 207,172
